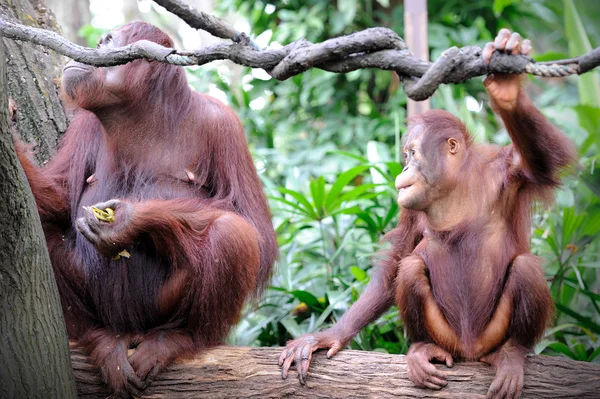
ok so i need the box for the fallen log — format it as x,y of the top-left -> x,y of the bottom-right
71,344 -> 600,398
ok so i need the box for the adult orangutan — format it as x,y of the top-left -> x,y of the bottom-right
15,22 -> 278,395
279,29 -> 575,399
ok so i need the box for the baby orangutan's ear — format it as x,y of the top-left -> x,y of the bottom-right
448,138 -> 460,155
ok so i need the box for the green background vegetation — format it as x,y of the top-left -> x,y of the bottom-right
84,0 -> 600,362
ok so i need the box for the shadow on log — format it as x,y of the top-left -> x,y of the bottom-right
71,344 -> 600,398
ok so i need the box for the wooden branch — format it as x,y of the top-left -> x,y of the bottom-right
151,0 -> 240,42
72,345 -> 600,398
1,5 -> 599,100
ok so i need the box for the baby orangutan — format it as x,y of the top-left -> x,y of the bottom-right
279,29 -> 575,399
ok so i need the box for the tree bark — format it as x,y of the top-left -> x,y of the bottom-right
0,26 -> 76,399
0,0 -> 68,163
0,0 -> 75,397
72,345 -> 600,398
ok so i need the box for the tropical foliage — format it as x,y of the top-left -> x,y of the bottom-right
84,0 -> 600,362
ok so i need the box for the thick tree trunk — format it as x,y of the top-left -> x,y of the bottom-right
0,0 -> 75,397
0,0 -> 68,163
72,345 -> 600,398
0,32 -> 76,399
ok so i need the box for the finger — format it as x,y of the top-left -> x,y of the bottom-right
438,351 -> 453,368
480,352 -> 496,365
507,378 -> 518,399
499,375 -> 513,399
494,28 -> 511,50
123,361 -> 147,392
281,349 -> 295,380
408,367 -> 427,388
298,345 -> 313,385
514,374 -> 523,399
427,374 -> 448,388
279,347 -> 291,366
483,74 -> 495,87
76,218 -> 97,243
423,381 -> 444,390
521,39 -> 532,56
431,348 -> 453,367
326,341 -> 342,358
510,40 -> 522,56
505,32 -> 522,54
423,362 -> 448,381
85,211 -> 103,233
482,42 -> 495,65
133,358 -> 153,381
487,376 -> 504,399
125,384 -> 144,398
94,199 -> 121,210
145,363 -> 163,386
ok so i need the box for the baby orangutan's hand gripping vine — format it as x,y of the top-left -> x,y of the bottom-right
279,29 -> 575,399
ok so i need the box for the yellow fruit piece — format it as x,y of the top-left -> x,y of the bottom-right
112,249 -> 131,260
91,206 -> 115,223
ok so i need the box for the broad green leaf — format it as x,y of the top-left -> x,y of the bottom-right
532,51 -> 570,62
561,207 -> 583,249
580,167 -> 600,198
574,105 -> 600,153
544,323 -> 597,342
328,184 -> 378,212
325,165 -> 370,210
328,150 -> 369,163
556,303 -> 600,334
493,0 -> 517,17
270,196 -> 311,216
564,0 -> 600,106
277,188 -> 318,219
311,287 -> 353,332
548,342 -> 579,360
350,266 -> 368,282
291,290 -> 325,311
310,177 -> 327,218
574,343 -> 588,360
280,317 -> 303,339
588,346 -> 600,362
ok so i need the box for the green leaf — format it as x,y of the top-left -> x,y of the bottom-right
350,266 -> 368,282
270,195 -> 311,216
564,0 -> 600,106
291,290 -> 324,311
555,303 -> 600,334
574,105 -> 600,153
544,323 -> 597,342
561,207 -> 584,249
574,343 -> 588,360
277,188 -> 318,219
547,342 -> 579,360
311,287 -> 353,332
325,165 -> 370,211
588,346 -> 600,362
310,177 -> 327,218
532,51 -> 570,62
280,317 -> 303,339
580,167 -> 600,198
328,183 -> 378,212
356,211 -> 379,232
327,150 -> 368,163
